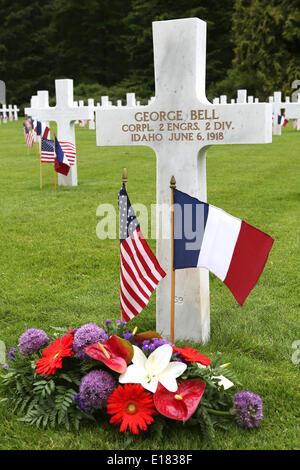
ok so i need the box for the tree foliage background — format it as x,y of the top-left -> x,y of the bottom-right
0,0 -> 299,108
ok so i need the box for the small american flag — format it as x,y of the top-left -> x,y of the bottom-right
59,141 -> 76,166
23,123 -> 34,147
118,184 -> 166,322
41,138 -> 55,163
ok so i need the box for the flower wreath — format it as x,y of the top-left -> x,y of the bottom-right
0,320 -> 263,437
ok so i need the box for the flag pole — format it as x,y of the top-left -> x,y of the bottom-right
39,136 -> 42,189
120,168 -> 128,322
122,167 -> 128,190
36,133 -> 39,157
170,175 -> 176,343
54,134 -> 56,190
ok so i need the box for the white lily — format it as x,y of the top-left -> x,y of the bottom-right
119,344 -> 187,393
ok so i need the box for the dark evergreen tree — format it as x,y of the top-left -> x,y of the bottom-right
121,0 -> 235,100
0,0 -> 55,107
50,0 -> 131,87
230,0 -> 300,99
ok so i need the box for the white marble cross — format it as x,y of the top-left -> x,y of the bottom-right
8,105 -> 14,121
29,79 -> 93,186
126,93 -> 136,107
101,96 -> 112,108
13,105 -> 19,120
237,89 -> 247,103
269,92 -> 284,136
1,103 -> 8,122
88,99 -> 96,129
96,18 -> 272,343
25,95 -> 39,141
36,91 -> 50,137
284,94 -> 300,129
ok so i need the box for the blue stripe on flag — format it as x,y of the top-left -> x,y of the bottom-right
173,189 -> 209,269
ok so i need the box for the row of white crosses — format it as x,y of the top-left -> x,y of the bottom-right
215,90 -> 300,136
269,91 -> 300,134
73,93 -> 140,130
214,91 -> 260,105
0,104 -> 19,123
95,18 -> 272,343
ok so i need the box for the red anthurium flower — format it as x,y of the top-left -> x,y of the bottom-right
35,334 -> 74,377
154,379 -> 206,422
84,335 -> 134,374
172,346 -> 211,366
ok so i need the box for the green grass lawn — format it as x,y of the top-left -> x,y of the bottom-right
0,119 -> 299,450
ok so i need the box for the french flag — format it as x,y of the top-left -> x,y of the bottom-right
278,115 -> 288,127
173,189 -> 274,306
54,136 -> 70,176
35,121 -> 42,136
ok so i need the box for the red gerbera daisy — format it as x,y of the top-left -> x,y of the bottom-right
172,346 -> 211,366
107,384 -> 157,434
35,334 -> 74,377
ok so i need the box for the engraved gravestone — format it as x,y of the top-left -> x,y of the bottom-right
96,18 -> 272,342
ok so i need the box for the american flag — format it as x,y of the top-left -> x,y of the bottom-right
41,138 -> 55,163
59,141 -> 76,166
118,184 -> 166,322
23,123 -> 34,147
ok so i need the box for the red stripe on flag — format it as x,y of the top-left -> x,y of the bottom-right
120,288 -> 140,317
122,240 -> 153,294
131,236 -> 161,286
224,221 -> 274,306
120,302 -> 131,322
136,227 -> 167,278
120,258 -> 148,307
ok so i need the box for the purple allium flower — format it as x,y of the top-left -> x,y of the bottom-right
142,337 -> 173,353
2,363 -> 8,370
233,391 -> 263,429
116,320 -> 122,324
123,332 -> 134,341
18,328 -> 49,356
73,323 -> 109,360
105,320 -> 111,325
79,370 -> 116,409
9,347 -> 16,361
72,394 -> 89,413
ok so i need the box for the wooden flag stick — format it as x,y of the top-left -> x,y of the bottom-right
122,167 -> 128,190
170,175 -> 176,343
54,134 -> 56,190
39,136 -> 42,189
36,135 -> 39,157
120,168 -> 128,322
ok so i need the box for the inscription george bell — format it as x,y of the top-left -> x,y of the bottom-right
121,109 -> 235,143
